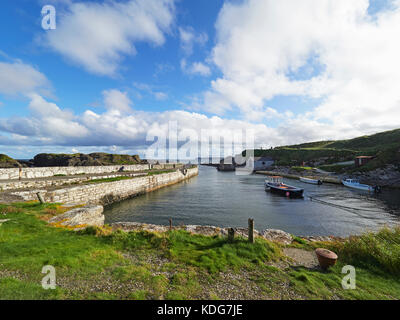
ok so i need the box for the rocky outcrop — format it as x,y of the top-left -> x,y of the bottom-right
0,154 -> 24,168
352,164 -> 400,188
111,222 -> 298,244
49,205 -> 104,229
33,153 -> 144,167
261,229 -> 293,245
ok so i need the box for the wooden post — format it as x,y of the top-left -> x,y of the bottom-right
169,218 -> 173,231
36,192 -> 45,204
228,228 -> 235,243
248,218 -> 254,243
18,167 -> 22,181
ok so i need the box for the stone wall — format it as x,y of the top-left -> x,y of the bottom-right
0,172 -> 147,191
0,163 -> 182,180
10,167 -> 198,205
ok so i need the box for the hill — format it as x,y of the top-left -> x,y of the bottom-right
0,154 -> 24,168
0,153 -> 145,168
32,153 -> 144,167
249,128 -> 400,172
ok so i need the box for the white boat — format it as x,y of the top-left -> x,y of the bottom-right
300,177 -> 322,185
342,179 -> 379,192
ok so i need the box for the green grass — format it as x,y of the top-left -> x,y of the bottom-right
147,169 -> 176,176
1,202 -> 400,300
87,176 -> 133,184
318,164 -> 354,173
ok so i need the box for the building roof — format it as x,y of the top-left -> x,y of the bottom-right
356,156 -> 374,159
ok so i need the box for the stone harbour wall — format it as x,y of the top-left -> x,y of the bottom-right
0,163 -> 182,180
10,167 -> 198,205
0,172 -> 147,191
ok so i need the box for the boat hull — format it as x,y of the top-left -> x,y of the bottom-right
265,183 -> 304,198
300,177 -> 322,185
342,180 -> 374,192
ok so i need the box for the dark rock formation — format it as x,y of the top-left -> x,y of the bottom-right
33,153 -> 144,167
0,154 -> 25,168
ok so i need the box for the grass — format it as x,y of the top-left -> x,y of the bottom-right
87,176 -> 133,184
1,202 -> 400,300
147,169 -> 176,176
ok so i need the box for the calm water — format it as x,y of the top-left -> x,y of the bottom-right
104,166 -> 400,237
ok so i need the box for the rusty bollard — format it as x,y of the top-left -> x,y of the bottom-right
228,228 -> 235,243
315,248 -> 338,270
248,218 -> 254,243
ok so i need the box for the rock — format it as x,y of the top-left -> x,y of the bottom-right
0,154 -> 25,168
49,205 -> 104,228
111,222 -> 168,233
33,153 -> 143,167
261,229 -> 293,245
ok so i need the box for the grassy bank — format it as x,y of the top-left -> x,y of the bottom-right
1,202 -> 400,300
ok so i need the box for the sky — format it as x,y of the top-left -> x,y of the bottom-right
0,0 -> 400,159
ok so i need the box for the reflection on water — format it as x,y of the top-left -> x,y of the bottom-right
104,166 -> 400,237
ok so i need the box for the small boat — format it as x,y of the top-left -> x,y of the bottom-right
265,176 -> 304,198
300,177 -> 323,185
342,179 -> 381,193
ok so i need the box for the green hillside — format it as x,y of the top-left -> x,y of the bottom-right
250,128 -> 400,171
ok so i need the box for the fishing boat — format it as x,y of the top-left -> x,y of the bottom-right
300,177 -> 323,185
265,176 -> 304,198
342,179 -> 381,193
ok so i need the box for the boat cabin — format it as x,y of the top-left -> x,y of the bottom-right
266,176 -> 283,184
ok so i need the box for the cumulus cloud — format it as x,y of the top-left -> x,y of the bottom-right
0,60 -> 50,96
179,26 -> 208,56
199,0 -> 400,139
181,59 -> 211,77
42,0 -> 175,76
102,89 -> 133,113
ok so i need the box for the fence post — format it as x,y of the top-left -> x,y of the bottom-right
248,218 -> 254,243
228,228 -> 235,243
36,192 -> 45,204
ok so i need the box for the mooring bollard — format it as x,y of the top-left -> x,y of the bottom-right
228,228 -> 235,243
248,218 -> 254,243
36,192 -> 45,204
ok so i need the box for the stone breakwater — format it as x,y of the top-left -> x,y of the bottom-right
53,205 -> 335,245
110,222 -> 336,244
10,167 -> 199,205
0,163 -> 181,180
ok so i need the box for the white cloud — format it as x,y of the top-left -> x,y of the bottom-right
0,60 -> 50,96
42,0 -> 175,76
179,26 -> 208,56
181,59 -> 211,77
102,89 -> 133,113
198,0 -> 400,139
133,82 -> 168,100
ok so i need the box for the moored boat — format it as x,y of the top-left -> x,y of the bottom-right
265,176 -> 304,198
300,177 -> 323,185
342,179 -> 381,193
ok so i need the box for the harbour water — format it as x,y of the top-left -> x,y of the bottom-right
104,166 -> 400,237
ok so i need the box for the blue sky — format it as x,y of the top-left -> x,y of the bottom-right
1,0 -> 400,159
